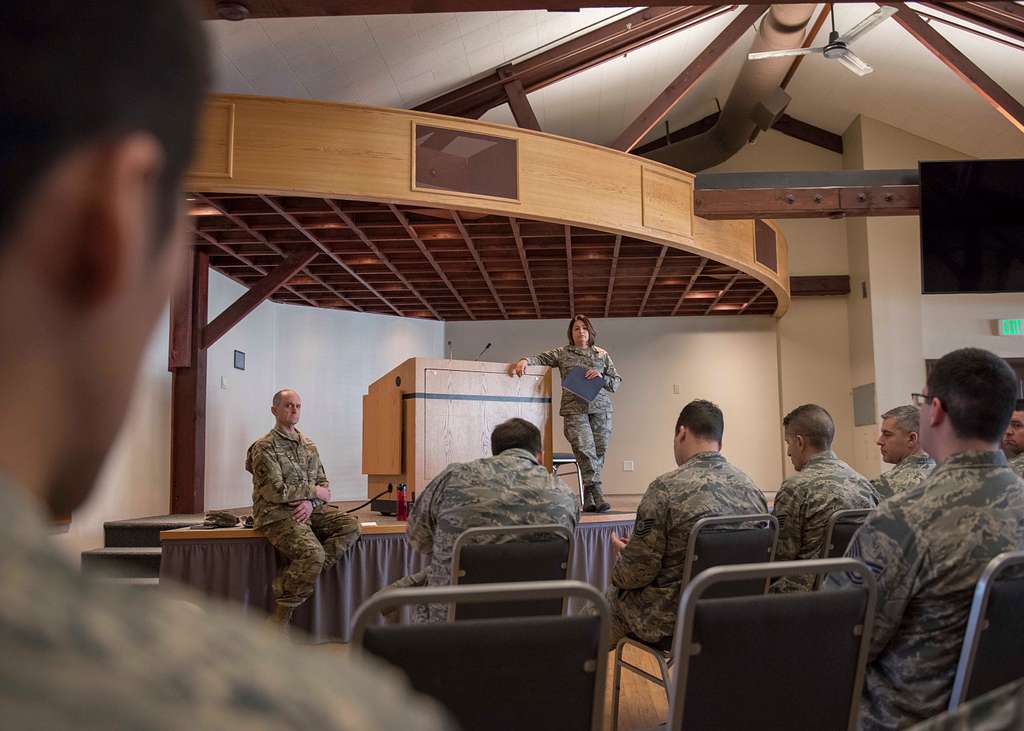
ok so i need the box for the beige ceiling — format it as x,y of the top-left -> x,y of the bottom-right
207,3 -> 1024,161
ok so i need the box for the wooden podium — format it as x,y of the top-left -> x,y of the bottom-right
362,358 -> 553,510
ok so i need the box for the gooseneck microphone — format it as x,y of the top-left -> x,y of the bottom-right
447,340 -> 453,359
476,342 -> 492,361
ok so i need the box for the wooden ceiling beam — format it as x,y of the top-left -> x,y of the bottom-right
604,235 -> 621,318
739,285 -> 769,314
671,257 -> 707,316
200,0 -> 880,19
564,225 -> 575,317
779,2 -> 832,90
415,5 -> 730,118
638,246 -> 668,316
202,246 -> 319,349
633,111 -> 843,156
498,68 -> 541,132
609,4 -> 768,152
192,193 -> 352,309
324,199 -> 442,319
510,218 -> 542,318
391,206 -> 475,319
923,2 -> 1024,44
260,195 -> 399,314
453,212 -> 508,319
890,4 -> 1024,135
704,272 -> 741,315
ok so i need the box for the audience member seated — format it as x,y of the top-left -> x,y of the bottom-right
1003,399 -> 1024,478
403,417 -> 579,622
0,3 -> 451,728
771,404 -> 879,592
605,399 -> 767,648
872,405 -> 936,499
827,348 -> 1024,730
245,389 -> 360,630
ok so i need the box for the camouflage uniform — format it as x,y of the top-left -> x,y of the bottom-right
770,450 -> 879,593
0,478 -> 454,730
872,451 -> 937,500
525,345 -> 621,507
607,451 -> 768,646
407,447 -> 580,622
246,427 -> 359,609
1009,452 -> 1024,478
910,678 -> 1024,730
826,450 -> 1024,730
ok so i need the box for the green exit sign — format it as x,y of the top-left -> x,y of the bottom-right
997,319 -> 1023,336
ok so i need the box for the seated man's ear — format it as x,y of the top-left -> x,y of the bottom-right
31,134 -> 165,309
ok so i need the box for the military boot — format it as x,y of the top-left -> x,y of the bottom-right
582,486 -> 597,513
591,485 -> 611,513
267,603 -> 294,636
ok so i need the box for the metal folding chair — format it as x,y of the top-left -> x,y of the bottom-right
948,550 -> 1024,710
449,524 -> 574,620
353,581 -> 609,731
813,508 -> 873,589
663,559 -> 876,731
610,513 -> 778,731
553,451 -> 585,505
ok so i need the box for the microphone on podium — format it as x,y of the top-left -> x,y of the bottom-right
447,340 -> 453,359
475,342 -> 492,361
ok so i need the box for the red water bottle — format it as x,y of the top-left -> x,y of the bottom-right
396,482 -> 408,521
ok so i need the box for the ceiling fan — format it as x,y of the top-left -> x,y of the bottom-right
748,4 -> 896,77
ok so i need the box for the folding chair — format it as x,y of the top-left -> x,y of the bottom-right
352,581 -> 609,731
813,508 -> 873,589
611,513 -> 778,731
449,524 -> 574,620
553,451 -> 585,505
655,559 -> 875,730
948,550 -> 1024,710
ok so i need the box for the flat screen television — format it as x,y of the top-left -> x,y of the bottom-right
920,159 -> 1024,295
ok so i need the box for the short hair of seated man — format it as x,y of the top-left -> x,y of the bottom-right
782,404 -> 835,471
878,404 -> 922,465
491,417 -> 543,457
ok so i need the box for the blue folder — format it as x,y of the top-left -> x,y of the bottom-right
562,366 -> 604,402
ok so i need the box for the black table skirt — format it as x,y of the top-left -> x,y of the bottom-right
161,519 -> 633,642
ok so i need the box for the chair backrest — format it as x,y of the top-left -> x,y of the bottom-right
352,581 -> 609,731
949,550 -> 1024,710
813,509 -> 873,589
668,559 -> 876,731
681,514 -> 778,598
450,524 -> 573,620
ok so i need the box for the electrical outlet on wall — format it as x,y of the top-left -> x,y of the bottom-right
672,384 -> 680,394
220,376 -> 229,390
623,460 -> 635,472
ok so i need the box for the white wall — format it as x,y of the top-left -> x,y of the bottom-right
445,316 -> 785,497
56,271 -> 444,554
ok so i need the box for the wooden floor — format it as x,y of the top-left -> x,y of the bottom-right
314,640 -> 669,731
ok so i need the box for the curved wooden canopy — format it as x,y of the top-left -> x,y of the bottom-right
185,94 -> 789,320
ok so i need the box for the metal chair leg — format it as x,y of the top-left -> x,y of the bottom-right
575,462 -> 585,505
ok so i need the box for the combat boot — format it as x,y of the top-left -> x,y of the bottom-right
590,485 -> 611,513
582,486 -> 597,513
267,603 -> 294,637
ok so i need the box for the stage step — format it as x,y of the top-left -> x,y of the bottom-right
92,576 -> 161,592
81,547 -> 162,579
103,514 -> 203,548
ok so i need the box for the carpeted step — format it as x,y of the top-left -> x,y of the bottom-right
91,576 -> 161,592
103,514 -> 203,548
81,547 -> 162,578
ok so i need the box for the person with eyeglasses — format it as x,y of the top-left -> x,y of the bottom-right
827,348 -> 1024,730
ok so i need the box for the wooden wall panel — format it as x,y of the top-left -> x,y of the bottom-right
191,100 -> 234,179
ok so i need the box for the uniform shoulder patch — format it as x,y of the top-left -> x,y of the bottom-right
633,517 -> 654,538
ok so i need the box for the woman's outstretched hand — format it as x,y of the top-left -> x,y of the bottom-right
509,358 -> 528,376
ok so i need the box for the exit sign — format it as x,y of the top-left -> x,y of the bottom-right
997,319 -> 1023,336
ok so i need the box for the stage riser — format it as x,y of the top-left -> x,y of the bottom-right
81,548 -> 162,579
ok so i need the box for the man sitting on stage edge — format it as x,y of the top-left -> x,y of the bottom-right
405,417 -> 579,623
606,400 -> 768,649
770,403 -> 878,593
246,389 -> 360,629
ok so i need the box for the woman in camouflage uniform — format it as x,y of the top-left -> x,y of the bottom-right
510,315 -> 622,512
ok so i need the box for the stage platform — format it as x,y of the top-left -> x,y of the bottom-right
160,498 -> 637,642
